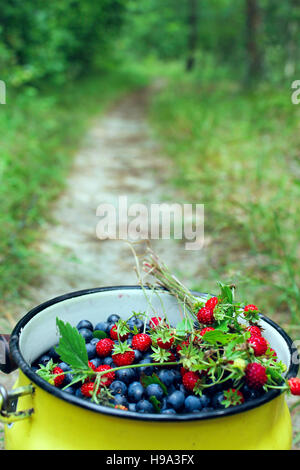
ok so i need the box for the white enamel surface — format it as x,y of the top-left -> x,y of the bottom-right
18,288 -> 291,371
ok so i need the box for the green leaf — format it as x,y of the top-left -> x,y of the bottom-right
93,330 -> 108,339
149,395 -> 162,413
55,318 -> 89,371
176,317 -> 194,335
202,329 -> 237,345
140,373 -> 168,395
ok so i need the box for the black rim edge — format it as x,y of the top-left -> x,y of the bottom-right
9,285 -> 299,423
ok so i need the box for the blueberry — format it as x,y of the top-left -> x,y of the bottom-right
211,391 -> 226,409
146,384 -> 164,401
86,342 -> 97,359
171,369 -> 182,385
89,357 -> 102,368
128,382 -> 144,402
78,328 -> 94,343
63,373 -> 74,385
75,388 -> 85,399
184,395 -> 202,412
48,346 -> 60,362
110,380 -> 127,395
64,386 -> 76,395
176,384 -> 188,396
90,337 -> 99,345
107,314 -> 120,324
167,391 -> 185,411
201,407 -> 214,413
137,359 -> 154,376
58,362 -> 71,372
133,350 -> 143,363
115,368 -> 136,384
128,403 -> 137,412
161,408 -> 177,415
113,394 -> 128,407
36,354 -> 51,367
77,320 -> 93,331
94,322 -> 110,334
167,384 -> 177,395
158,369 -> 174,387
136,399 -> 154,413
128,317 -> 144,333
103,357 -> 114,367
205,382 -> 224,396
199,393 -> 211,408
242,384 -> 263,400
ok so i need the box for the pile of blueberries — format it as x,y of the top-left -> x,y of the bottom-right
32,314 -> 262,415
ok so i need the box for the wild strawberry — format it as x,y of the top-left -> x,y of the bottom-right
96,338 -> 114,357
247,325 -> 262,337
176,339 -> 191,354
88,361 -> 96,371
200,327 -> 215,336
205,296 -> 218,311
268,348 -> 277,360
115,405 -> 128,411
112,349 -> 135,367
157,336 -> 174,350
222,388 -> 244,407
81,381 -> 100,398
244,304 -> 258,313
95,365 -> 115,387
52,366 -> 65,387
110,324 -> 129,341
180,366 -> 188,376
288,377 -> 300,396
132,333 -> 152,352
245,363 -> 267,389
197,307 -> 215,325
247,335 -> 268,356
149,317 -> 162,329
182,371 -> 199,392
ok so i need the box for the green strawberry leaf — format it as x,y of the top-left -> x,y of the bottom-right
140,373 -> 168,395
149,395 -> 162,413
55,318 -> 89,371
93,330 -> 108,339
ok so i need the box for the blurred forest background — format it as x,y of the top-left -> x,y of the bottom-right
0,0 -> 300,333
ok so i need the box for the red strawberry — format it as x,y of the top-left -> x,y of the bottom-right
288,377 -> 300,396
95,365 -> 115,387
245,363 -> 267,389
247,325 -> 262,337
200,327 -> 215,336
182,371 -> 199,392
176,339 -> 191,354
197,307 -> 215,325
180,366 -> 188,377
96,338 -> 114,357
112,349 -> 135,367
244,304 -> 258,313
166,351 -> 177,362
247,335 -> 268,356
149,317 -> 162,329
268,347 -> 277,360
88,361 -> 97,371
52,366 -> 65,387
205,296 -> 218,311
157,336 -> 174,350
132,333 -> 152,352
110,324 -> 129,341
81,381 -> 100,398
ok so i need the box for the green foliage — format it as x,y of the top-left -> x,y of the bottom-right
151,72 -> 300,323
55,318 -> 89,370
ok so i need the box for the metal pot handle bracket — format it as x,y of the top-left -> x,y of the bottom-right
0,334 -> 34,423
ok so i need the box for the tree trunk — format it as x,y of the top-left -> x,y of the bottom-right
246,0 -> 263,80
186,0 -> 198,71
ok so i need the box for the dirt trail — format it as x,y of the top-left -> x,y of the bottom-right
1,86 -> 298,449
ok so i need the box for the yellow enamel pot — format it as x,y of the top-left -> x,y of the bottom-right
1,286 -> 299,450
